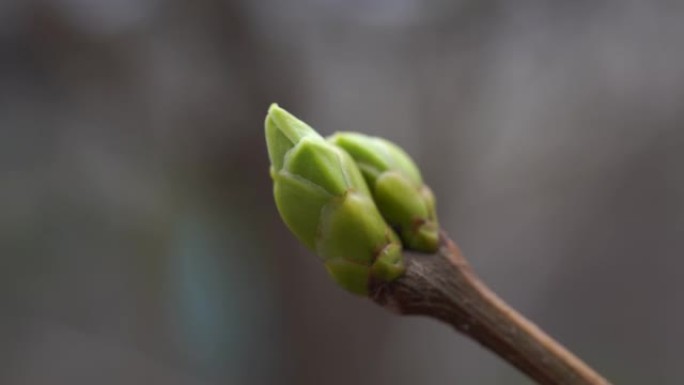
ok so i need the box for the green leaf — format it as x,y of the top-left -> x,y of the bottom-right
324,258 -> 371,296
273,170 -> 332,249
316,191 -> 395,265
370,242 -> 405,282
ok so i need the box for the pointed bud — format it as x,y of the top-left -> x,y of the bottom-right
265,103 -> 322,172
328,132 -> 439,252
265,105 -> 405,295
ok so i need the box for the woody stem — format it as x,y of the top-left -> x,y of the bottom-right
369,233 -> 611,385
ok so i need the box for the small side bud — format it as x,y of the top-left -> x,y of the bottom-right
328,132 -> 439,253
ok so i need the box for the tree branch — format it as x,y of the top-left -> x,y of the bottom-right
370,232 -> 611,385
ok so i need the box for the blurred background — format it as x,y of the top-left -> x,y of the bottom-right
2,0 -> 684,384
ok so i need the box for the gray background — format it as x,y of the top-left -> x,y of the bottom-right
2,1 -> 683,384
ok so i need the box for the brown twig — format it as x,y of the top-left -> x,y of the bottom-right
370,232 -> 611,385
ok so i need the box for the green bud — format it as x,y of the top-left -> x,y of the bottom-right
328,132 -> 439,253
265,104 -> 405,295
